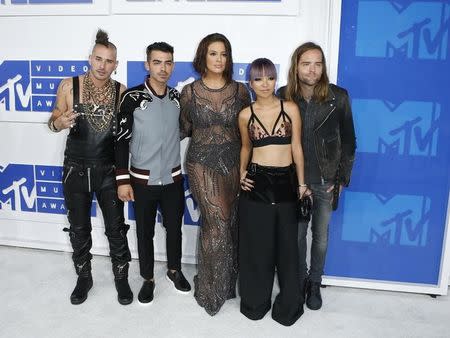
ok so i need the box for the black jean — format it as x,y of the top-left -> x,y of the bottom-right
132,179 -> 185,280
63,158 -> 131,275
239,163 -> 303,326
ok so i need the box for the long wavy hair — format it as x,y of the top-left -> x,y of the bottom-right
193,33 -> 233,83
286,42 -> 329,102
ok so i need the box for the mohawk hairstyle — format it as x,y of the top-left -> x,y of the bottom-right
95,29 -> 109,48
93,28 -> 117,52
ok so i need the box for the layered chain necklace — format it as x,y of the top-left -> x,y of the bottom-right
82,72 -> 116,133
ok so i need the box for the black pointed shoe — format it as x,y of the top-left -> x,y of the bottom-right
70,275 -> 93,305
115,278 -> 133,305
306,280 -> 323,310
138,280 -> 155,304
166,270 -> 191,293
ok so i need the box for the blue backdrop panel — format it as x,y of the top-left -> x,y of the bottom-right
326,0 -> 450,285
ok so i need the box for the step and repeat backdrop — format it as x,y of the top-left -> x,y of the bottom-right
328,0 -> 450,294
0,0 -> 449,294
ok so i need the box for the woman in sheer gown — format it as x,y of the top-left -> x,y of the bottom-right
180,33 -> 251,315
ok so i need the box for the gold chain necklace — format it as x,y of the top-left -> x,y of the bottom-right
82,72 -> 116,133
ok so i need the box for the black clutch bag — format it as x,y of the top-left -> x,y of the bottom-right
298,196 -> 312,223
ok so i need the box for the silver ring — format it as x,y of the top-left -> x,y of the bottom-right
70,124 -> 74,128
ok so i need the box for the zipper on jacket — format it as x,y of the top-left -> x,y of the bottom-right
64,166 -> 73,184
314,106 -> 336,132
87,167 -> 91,192
313,105 -> 336,183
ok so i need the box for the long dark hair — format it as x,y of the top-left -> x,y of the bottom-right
286,42 -> 329,102
193,33 -> 233,83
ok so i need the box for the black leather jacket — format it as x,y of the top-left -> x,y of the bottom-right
277,84 -> 356,186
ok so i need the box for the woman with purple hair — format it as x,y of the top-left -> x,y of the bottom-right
238,58 -> 308,326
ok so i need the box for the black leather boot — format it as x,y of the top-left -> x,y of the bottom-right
306,279 -> 323,310
113,262 -> 133,305
70,261 -> 93,305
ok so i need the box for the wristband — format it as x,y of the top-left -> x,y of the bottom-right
298,184 -> 307,188
48,119 -> 59,132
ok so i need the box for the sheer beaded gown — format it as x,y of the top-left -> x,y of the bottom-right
180,79 -> 250,315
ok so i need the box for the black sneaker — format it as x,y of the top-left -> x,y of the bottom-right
70,275 -> 93,305
306,280 -> 322,310
166,270 -> 191,293
138,280 -> 155,304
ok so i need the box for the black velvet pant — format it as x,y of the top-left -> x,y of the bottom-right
63,159 -> 131,276
238,164 -> 304,326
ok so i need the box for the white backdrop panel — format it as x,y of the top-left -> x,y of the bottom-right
0,0 -> 337,265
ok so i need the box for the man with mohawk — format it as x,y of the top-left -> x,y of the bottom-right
48,29 -> 133,305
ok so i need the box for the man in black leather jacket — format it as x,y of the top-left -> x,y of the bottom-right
277,41 -> 356,311
48,30 -> 132,306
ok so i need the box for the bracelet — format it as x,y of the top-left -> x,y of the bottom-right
298,184 -> 308,187
48,119 -> 59,133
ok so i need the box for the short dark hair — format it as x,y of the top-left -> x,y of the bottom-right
249,58 -> 277,81
193,33 -> 233,83
93,28 -> 117,51
146,42 -> 174,61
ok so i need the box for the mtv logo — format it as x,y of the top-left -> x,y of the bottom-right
0,60 -> 88,114
0,162 -> 98,217
0,163 -> 36,212
356,1 -> 449,60
0,61 -> 31,111
342,192 -> 429,247
353,99 -> 439,156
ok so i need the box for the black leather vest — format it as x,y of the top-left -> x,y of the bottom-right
64,76 -> 120,162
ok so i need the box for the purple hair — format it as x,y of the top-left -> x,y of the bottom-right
249,58 -> 277,81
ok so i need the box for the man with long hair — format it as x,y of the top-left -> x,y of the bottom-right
278,42 -> 356,310
48,29 -> 132,305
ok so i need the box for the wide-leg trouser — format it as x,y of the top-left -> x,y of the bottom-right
132,179 -> 185,280
239,164 -> 303,326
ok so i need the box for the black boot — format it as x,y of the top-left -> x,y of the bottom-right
70,261 -> 93,305
305,279 -> 322,310
113,262 -> 133,305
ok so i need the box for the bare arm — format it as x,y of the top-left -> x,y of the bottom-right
285,101 -> 309,198
48,78 -> 79,132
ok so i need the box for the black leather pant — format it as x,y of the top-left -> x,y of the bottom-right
63,158 -> 131,276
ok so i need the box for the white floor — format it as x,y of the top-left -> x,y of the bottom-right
1,245 -> 449,338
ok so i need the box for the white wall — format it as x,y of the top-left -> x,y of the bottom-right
0,1 -> 342,263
